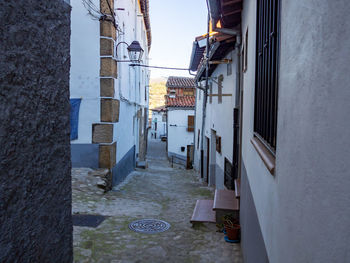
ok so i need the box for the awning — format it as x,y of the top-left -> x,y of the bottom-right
195,35 -> 236,81
208,0 -> 243,30
189,33 -> 210,72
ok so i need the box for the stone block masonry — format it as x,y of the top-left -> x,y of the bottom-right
100,57 -> 117,78
100,78 -> 115,97
100,38 -> 115,56
92,124 -> 114,143
99,142 -> 117,168
0,0 -> 72,262
100,20 -> 117,40
95,0 -> 118,189
100,0 -> 114,15
101,98 -> 120,122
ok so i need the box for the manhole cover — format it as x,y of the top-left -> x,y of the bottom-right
72,214 -> 106,228
128,219 -> 171,234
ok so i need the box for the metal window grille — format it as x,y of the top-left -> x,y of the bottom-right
254,0 -> 280,152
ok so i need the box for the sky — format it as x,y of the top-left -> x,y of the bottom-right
148,0 -> 208,81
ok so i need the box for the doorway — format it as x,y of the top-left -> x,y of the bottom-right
206,137 -> 210,184
209,130 -> 217,186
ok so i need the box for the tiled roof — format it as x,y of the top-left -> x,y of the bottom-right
140,0 -> 151,50
166,96 -> 195,108
166,76 -> 195,88
151,105 -> 167,112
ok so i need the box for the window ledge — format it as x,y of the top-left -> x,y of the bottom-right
250,137 -> 275,175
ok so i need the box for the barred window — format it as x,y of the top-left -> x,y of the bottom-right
254,0 -> 280,152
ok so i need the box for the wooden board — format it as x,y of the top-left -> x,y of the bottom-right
190,200 -> 216,224
213,189 -> 239,211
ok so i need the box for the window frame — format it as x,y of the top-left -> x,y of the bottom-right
254,0 -> 280,155
187,115 -> 195,132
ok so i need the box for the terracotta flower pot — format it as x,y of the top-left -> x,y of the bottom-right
225,224 -> 240,241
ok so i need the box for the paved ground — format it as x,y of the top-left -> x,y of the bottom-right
72,138 -> 243,263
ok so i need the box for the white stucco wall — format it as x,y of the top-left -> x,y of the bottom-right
241,0 -> 350,262
70,0 -> 150,164
70,0 -> 100,144
193,87 -> 204,171
167,108 -> 195,159
193,51 -> 237,188
114,0 -> 150,162
151,111 -> 166,138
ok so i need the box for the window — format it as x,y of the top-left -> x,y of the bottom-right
254,0 -> 280,152
187,115 -> 194,132
224,158 -> 234,190
243,28 -> 248,72
227,63 -> 232,76
162,113 -> 166,122
216,135 -> 221,154
184,89 -> 194,96
197,129 -> 200,149
169,89 -> 176,98
218,75 -> 223,104
209,83 -> 212,104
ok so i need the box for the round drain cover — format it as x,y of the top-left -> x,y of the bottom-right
128,219 -> 171,234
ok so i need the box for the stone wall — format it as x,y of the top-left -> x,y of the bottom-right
0,1 -> 72,262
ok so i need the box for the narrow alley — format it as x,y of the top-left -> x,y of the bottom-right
72,138 -> 242,262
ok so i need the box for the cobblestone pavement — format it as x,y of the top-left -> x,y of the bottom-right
73,139 -> 243,263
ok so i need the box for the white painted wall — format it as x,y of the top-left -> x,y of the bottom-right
240,0 -> 350,262
70,0 -> 100,144
114,0 -> 150,162
193,87 -> 203,171
151,111 -> 166,138
167,108 -> 195,159
193,51 -> 237,188
70,0 -> 150,164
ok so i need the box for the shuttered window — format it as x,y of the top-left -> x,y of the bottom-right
218,74 -> 223,104
254,0 -> 280,151
187,115 -> 194,132
209,83 -> 212,104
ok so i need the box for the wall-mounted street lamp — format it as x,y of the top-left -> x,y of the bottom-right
116,41 -> 144,63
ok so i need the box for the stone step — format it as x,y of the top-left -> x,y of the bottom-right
190,200 -> 216,224
213,189 -> 240,224
136,160 -> 147,169
213,189 -> 239,211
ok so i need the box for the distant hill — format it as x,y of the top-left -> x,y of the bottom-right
149,80 -> 167,119
150,77 -> 167,84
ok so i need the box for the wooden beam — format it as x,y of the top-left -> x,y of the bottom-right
221,0 -> 241,7
222,8 -> 242,17
208,94 -> 232,97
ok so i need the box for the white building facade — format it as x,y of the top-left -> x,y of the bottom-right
165,77 -> 196,166
150,106 -> 166,139
191,0 -> 350,262
193,47 -> 238,189
70,0 -> 151,186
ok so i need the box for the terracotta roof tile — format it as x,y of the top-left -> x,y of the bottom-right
166,76 -> 195,88
166,96 -> 195,108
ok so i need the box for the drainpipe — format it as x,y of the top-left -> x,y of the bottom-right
200,11 -> 210,179
193,83 -> 197,170
233,34 -> 242,181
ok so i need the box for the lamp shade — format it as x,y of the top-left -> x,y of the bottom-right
127,41 -> 144,63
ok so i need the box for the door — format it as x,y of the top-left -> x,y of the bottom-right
206,137 -> 209,184
186,145 -> 194,169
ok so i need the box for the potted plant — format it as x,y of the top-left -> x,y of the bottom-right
223,214 -> 240,241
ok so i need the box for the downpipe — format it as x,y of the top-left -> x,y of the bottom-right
200,12 -> 210,180
233,35 -> 241,180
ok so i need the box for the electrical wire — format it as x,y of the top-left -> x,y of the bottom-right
129,64 -> 190,71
